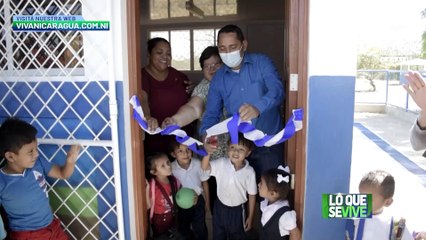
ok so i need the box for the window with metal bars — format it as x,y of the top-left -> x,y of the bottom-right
0,0 -> 84,76
150,28 -> 220,71
149,0 -> 237,20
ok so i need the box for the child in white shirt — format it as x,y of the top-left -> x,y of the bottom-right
170,141 -> 209,240
202,134 -> 257,240
346,170 -> 412,240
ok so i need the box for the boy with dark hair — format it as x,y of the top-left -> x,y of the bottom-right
0,117 -> 80,240
346,170 -> 412,240
202,133 -> 257,239
170,140 -> 210,240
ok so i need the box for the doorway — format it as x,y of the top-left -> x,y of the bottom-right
126,0 -> 308,238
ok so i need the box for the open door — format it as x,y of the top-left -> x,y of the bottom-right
284,0 -> 309,229
126,0 -> 309,238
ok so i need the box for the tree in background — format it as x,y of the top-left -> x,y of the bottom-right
357,48 -> 384,70
357,48 -> 386,91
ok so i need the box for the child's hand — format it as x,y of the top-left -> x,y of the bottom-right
192,190 -> 199,205
204,136 -> 218,154
67,145 -> 81,162
48,145 -> 81,179
204,205 -> 211,215
244,216 -> 253,232
145,179 -> 150,192
145,179 -> 151,209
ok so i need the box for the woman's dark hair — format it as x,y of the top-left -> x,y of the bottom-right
217,24 -> 245,42
262,168 -> 291,200
147,37 -> 170,54
0,117 -> 37,157
199,46 -> 220,69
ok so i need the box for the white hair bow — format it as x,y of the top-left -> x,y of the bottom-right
278,165 -> 290,174
277,174 -> 289,183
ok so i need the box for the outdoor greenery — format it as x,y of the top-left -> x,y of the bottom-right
358,8 -> 426,71
423,31 -> 426,58
422,8 -> 426,58
357,48 -> 384,70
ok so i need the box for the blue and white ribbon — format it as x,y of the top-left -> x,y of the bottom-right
129,95 -> 207,156
130,95 -> 303,156
206,108 -> 303,147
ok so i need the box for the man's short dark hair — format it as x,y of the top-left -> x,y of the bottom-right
218,24 -> 245,43
0,117 -> 37,157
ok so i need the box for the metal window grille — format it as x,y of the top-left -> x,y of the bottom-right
0,0 -> 123,239
0,0 -> 84,77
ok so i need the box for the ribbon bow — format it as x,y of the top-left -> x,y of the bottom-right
277,174 -> 289,183
278,165 -> 290,174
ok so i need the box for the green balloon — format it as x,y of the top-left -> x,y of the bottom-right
176,187 -> 195,209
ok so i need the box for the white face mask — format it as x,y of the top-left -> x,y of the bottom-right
219,47 -> 243,68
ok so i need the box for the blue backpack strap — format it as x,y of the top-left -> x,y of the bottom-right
345,219 -> 355,240
356,218 -> 365,240
389,217 -> 393,240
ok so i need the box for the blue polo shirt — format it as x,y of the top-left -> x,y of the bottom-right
200,52 -> 284,135
0,158 -> 53,231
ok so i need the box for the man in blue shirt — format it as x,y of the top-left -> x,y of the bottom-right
200,24 -> 285,182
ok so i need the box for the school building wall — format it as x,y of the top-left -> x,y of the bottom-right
303,0 -> 357,238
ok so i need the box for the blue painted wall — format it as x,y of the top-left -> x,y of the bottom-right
303,76 -> 355,239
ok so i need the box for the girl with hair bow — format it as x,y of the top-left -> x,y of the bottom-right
257,165 -> 302,240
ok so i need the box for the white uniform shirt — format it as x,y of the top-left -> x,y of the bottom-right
260,199 -> 297,236
209,157 -> 257,206
171,158 -> 209,195
354,211 -> 413,240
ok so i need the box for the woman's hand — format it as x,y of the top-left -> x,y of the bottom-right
404,71 -> 426,111
161,117 -> 178,128
185,79 -> 200,94
145,116 -> 159,131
